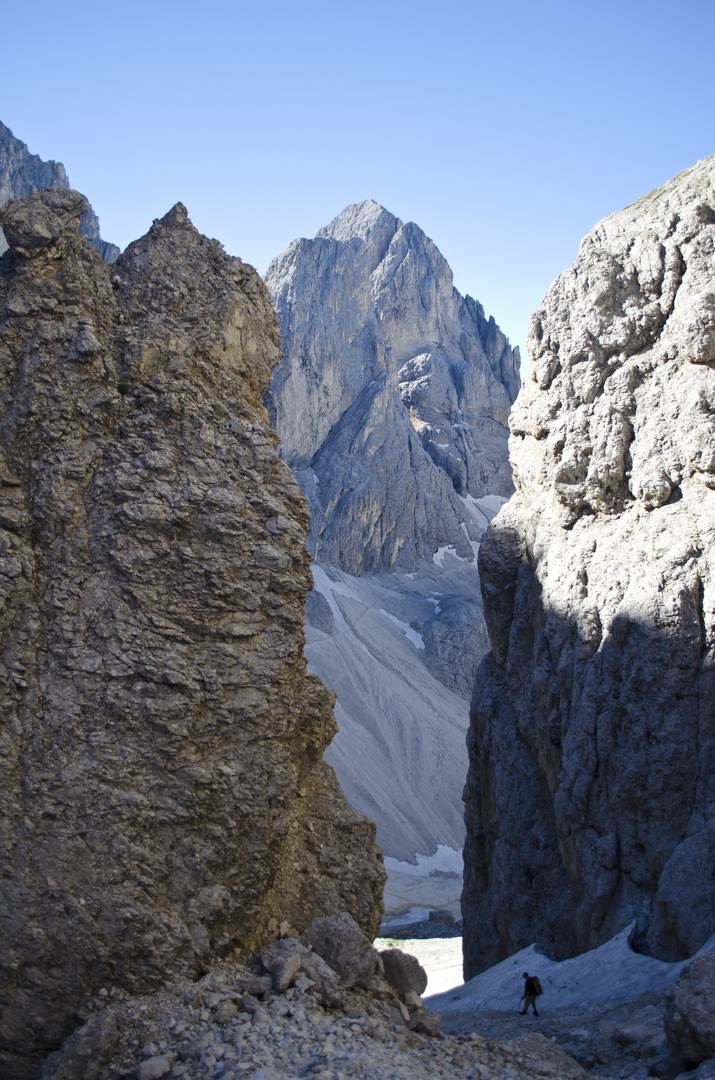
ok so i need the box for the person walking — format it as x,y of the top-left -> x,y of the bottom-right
519,971 -> 541,1015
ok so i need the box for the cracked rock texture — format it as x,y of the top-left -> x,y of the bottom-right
264,199 -> 520,576
0,188 -> 384,1079
463,154 -> 715,977
0,120 -> 119,262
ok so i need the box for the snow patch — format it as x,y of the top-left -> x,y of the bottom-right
433,543 -> 475,567
436,443 -> 450,449
457,493 -> 490,531
432,545 -> 458,568
311,565 -> 360,633
312,470 -> 320,486
378,609 -> 425,650
428,923 -> 715,1015
384,845 -> 463,877
460,522 -> 480,562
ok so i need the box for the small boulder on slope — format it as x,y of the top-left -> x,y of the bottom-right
301,912 -> 380,989
664,953 -> 715,1065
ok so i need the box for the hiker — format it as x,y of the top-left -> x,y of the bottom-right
519,971 -> 541,1015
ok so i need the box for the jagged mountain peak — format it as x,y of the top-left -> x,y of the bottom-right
316,198 -> 402,246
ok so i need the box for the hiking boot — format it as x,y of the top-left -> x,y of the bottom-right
519,1010 -> 526,1015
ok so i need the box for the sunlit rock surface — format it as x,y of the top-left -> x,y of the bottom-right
265,200 -> 519,576
266,204 -> 519,863
0,189 -> 383,1078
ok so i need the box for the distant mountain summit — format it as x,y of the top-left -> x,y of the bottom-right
264,202 -> 519,862
265,199 -> 519,575
0,121 -> 119,262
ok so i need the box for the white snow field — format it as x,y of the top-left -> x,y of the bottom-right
427,923 -> 715,1016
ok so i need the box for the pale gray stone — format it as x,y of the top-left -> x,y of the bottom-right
260,938 -> 341,1008
136,1054 -> 175,1080
462,153 -> 715,977
265,200 -> 520,576
0,120 -> 119,261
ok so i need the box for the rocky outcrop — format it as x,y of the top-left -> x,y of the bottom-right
0,188 -> 384,1078
265,202 -> 518,863
0,120 -> 119,262
463,155 -> 715,977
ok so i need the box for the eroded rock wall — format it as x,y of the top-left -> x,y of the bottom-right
0,189 -> 384,1078
463,155 -> 715,977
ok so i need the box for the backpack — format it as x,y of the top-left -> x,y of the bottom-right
532,976 -> 543,996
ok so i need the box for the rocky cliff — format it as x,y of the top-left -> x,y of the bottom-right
463,155 -> 715,977
0,188 -> 384,1079
265,200 -> 519,576
0,120 -> 119,262
265,203 -> 519,864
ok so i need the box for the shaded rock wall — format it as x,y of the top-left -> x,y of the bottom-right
0,189 -> 384,1078
0,120 -> 119,262
463,155 -> 715,977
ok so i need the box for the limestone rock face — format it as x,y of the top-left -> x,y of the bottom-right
265,200 -> 520,576
463,155 -> 715,977
0,120 -> 119,262
265,202 -> 518,864
0,189 -> 384,1078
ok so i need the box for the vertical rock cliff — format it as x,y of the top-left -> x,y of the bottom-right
266,200 -> 519,576
265,202 -> 519,864
463,155 -> 715,977
0,189 -> 384,1079
0,120 -> 119,262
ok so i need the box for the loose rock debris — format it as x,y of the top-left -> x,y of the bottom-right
42,960 -> 591,1080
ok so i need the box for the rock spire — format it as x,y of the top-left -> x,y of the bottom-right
0,188 -> 383,1078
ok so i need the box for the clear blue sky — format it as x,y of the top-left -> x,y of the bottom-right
3,0 -> 714,366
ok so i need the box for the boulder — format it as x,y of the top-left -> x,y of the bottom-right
300,912 -> 380,989
379,948 -> 428,997
0,119 -> 119,261
664,954 -> 715,1065
260,938 -> 342,1008
408,1008 -> 442,1037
